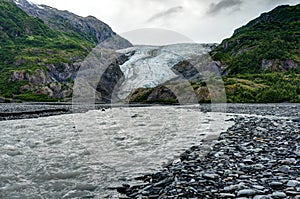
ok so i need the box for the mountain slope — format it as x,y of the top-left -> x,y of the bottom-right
13,0 -> 132,50
210,4 -> 300,74
0,0 -> 128,102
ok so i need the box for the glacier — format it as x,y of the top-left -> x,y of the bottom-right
116,43 -> 215,99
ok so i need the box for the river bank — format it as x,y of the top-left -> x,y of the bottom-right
0,103 -> 299,121
118,108 -> 299,198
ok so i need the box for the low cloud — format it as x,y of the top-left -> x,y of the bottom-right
207,0 -> 242,15
147,6 -> 183,22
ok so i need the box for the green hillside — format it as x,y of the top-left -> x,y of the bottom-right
210,4 -> 300,74
0,0 -> 93,101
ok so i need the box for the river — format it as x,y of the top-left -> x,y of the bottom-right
0,105 -> 233,198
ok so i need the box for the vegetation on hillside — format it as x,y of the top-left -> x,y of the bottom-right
0,0 -> 93,100
210,4 -> 300,74
128,73 -> 300,103
223,73 -> 300,103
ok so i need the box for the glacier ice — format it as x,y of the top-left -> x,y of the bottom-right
116,43 -> 213,99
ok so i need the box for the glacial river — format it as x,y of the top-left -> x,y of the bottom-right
0,105 -> 233,198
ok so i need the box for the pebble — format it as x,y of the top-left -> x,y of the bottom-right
237,189 -> 256,197
202,173 -> 218,180
253,185 -> 265,190
224,184 -> 244,191
219,193 -> 235,198
269,181 -> 283,188
287,180 -> 300,187
272,191 -> 287,198
253,195 -> 272,199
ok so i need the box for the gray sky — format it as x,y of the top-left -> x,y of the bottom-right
29,0 -> 299,44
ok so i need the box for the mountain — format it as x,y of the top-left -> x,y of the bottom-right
210,4 -> 300,74
1,1 -> 299,103
13,0 -> 132,50
127,4 -> 300,103
0,0 -> 130,102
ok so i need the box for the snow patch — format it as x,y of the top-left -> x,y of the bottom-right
14,0 -> 21,5
27,0 -> 34,5
13,0 -> 35,7
36,4 -> 44,9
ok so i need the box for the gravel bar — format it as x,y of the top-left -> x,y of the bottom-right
118,115 -> 300,198
0,104 -> 72,121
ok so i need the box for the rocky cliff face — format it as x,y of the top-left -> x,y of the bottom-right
11,64 -> 77,99
13,0 -> 132,50
96,53 -> 132,103
261,59 -> 298,71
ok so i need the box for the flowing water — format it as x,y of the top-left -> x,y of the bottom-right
0,105 -> 233,198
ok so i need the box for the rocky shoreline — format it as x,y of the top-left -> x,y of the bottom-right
117,115 -> 300,198
0,103 -> 298,121
0,103 -> 109,121
0,103 -> 156,121
0,104 -> 72,121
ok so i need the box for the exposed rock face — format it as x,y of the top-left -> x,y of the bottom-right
261,59 -> 298,71
96,53 -> 130,103
147,87 -> 178,103
11,54 -> 85,99
12,69 -> 50,84
72,47 -> 134,104
127,86 -> 178,104
12,70 -> 29,81
11,65 -> 64,99
14,0 -> 132,50
195,87 -> 210,102
46,63 -> 80,82
171,60 -> 201,81
12,54 -> 129,101
29,69 -> 49,84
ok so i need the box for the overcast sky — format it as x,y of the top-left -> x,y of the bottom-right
29,0 -> 299,45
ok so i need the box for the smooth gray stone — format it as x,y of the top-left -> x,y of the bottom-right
237,189 -> 256,197
219,193 -> 235,198
287,180 -> 300,187
272,191 -> 287,198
